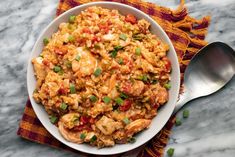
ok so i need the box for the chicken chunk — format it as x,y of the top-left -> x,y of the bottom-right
88,103 -> 113,118
99,135 -> 115,147
125,119 -> 151,137
95,116 -> 123,135
32,57 -> 47,88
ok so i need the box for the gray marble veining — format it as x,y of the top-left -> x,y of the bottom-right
0,0 -> 234,157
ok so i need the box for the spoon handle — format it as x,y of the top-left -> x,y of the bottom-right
173,89 -> 192,114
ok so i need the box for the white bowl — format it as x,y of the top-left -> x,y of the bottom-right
27,2 -> 180,155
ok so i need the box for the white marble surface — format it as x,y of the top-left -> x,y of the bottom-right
0,0 -> 235,157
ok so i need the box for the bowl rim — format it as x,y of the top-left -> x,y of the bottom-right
27,1 -> 180,155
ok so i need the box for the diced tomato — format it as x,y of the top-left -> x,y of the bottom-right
152,103 -> 159,109
107,20 -> 112,26
58,87 -> 67,95
121,82 -> 132,94
42,59 -> 49,66
125,14 -> 137,24
111,12 -> 116,16
149,95 -> 160,109
54,47 -> 67,55
162,57 -> 171,72
76,37 -> 86,45
54,49 -> 63,55
82,28 -> 91,34
119,99 -> 132,111
130,114 -> 144,121
80,115 -> 90,124
89,117 -> 95,124
92,36 -> 101,42
98,23 -> 109,33
73,124 -> 91,131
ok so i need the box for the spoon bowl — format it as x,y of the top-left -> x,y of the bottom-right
174,42 -> 235,113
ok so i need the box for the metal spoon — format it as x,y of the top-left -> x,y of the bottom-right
174,41 -> 235,114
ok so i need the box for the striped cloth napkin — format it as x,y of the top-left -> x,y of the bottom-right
17,0 -> 210,156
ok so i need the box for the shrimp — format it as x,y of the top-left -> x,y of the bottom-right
109,74 -> 116,92
72,47 -> 97,77
151,84 -> 168,105
125,119 -> 151,137
58,121 -> 83,143
60,113 -> 80,129
121,80 -> 145,97
61,94 -> 79,110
